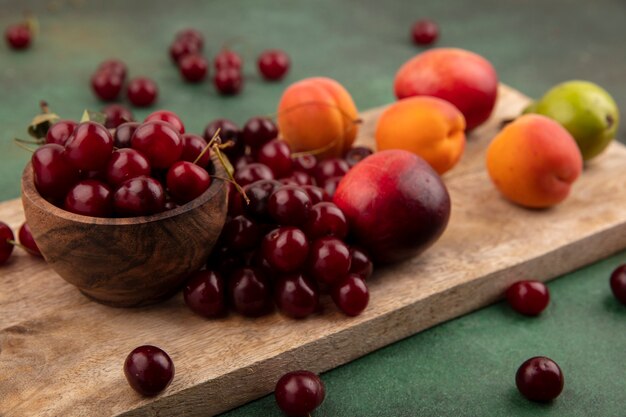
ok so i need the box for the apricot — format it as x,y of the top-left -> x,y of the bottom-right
277,77 -> 359,159
486,114 -> 583,208
375,96 -> 466,175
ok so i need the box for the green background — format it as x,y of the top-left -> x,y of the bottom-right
1,0 -> 625,415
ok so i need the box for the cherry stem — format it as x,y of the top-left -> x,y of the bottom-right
193,128 -> 221,165
14,137 -> 42,145
13,139 -> 36,153
40,100 -> 50,114
6,239 -> 39,257
211,175 -> 250,204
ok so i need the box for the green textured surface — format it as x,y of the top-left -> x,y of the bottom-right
0,0 -> 625,416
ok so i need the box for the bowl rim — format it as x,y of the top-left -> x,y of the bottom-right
22,152 -> 228,226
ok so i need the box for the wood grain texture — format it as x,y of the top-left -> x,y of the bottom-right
2,84 -> 626,416
19,155 -> 228,307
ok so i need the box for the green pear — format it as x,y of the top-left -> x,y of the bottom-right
527,80 -> 619,160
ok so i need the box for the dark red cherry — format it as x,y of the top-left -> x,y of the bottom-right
610,264 -> 626,305
91,70 -> 123,101
315,158 -> 349,184
203,118 -> 244,158
345,146 -> 373,167
65,121 -> 114,171
293,155 -> 317,175
124,345 -> 174,397
257,49 -> 290,81
214,49 -> 242,70
301,185 -> 327,205
114,122 -> 139,149
220,215 -> 261,252
180,133 -> 210,167
303,202 -> 348,240
213,68 -> 243,95
98,59 -> 127,79
268,185 -> 312,226
233,155 -> 253,171
106,148 -> 151,187
18,222 -> 42,257
131,121 -> 183,169
506,281 -> 550,316
183,270 -> 227,318
31,144 -> 80,201
234,163 -> 274,186
144,110 -> 185,134
516,357 -> 564,402
331,274 -> 369,316
321,176 -> 342,199
411,19 -> 439,46
45,120 -> 77,146
349,247 -> 373,280
227,182 -> 245,217
242,117 -> 278,149
179,54 -> 208,83
262,227 -> 309,273
229,267 -> 273,317
256,139 -> 292,178
0,222 -> 15,265
175,28 -> 204,49
308,237 -> 351,285
275,370 -> 325,416
114,177 -> 165,216
166,161 -> 211,205
243,179 -> 281,222
5,24 -> 31,50
169,39 -> 201,63
64,180 -> 113,218
275,274 -> 319,319
102,104 -> 134,129
127,77 -> 158,107
289,171 -> 315,186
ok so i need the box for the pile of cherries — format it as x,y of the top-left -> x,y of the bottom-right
91,59 -> 158,107
32,109 -> 214,218
168,28 -> 291,94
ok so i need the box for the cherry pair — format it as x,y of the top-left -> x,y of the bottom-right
91,58 -> 158,107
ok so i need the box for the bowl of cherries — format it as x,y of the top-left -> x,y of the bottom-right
21,110 -> 228,307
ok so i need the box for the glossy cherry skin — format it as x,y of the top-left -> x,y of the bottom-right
0,222 -> 15,265
233,155 -> 253,171
349,247 -> 373,280
169,39 -> 201,63
227,182 -> 245,216
275,274 -> 319,319
127,77 -> 158,107
506,281 -> 550,316
31,144 -> 80,201
293,155 -> 317,175
45,120 -> 77,145
345,146 -> 373,167
124,345 -> 174,397
175,28 -> 204,49
106,149 -> 151,187
166,161 -> 211,205
243,179 -> 282,222
275,370 -> 325,417
257,49 -> 290,81
65,121 -> 114,171
180,133 -> 210,167
113,177 -> 166,216
303,202 -> 348,240
18,222 -> 41,257
179,54 -> 208,83
213,68 -> 243,95
315,158 -> 349,184
262,227 -> 309,273
609,264 -> 626,305
203,118 -> 244,158
308,237 -> 351,285
91,70 -> 123,101
301,185 -> 328,205
144,110 -> 185,134
516,357 -> 564,402
242,117 -> 278,149
98,59 -> 127,79
331,274 -> 369,316
229,267 -> 273,317
5,24 -> 31,50
64,180 -> 113,218
214,50 -> 242,70
268,185 -> 312,226
257,139 -> 292,178
321,176 -> 342,199
131,121 -> 183,169
183,270 -> 227,318
220,215 -> 261,252
102,104 -> 134,129
114,122 -> 139,149
234,163 -> 274,186
411,19 -> 439,45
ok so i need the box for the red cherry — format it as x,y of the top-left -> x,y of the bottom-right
127,77 -> 158,107
257,49 -> 290,81
268,185 -> 312,226
331,274 -> 369,316
220,215 -> 262,253
293,155 -> 317,175
345,146 -> 373,167
5,24 -> 31,50
203,119 -> 244,158
213,68 -> 243,95
31,144 -> 80,201
124,345 -> 174,397
229,267 -> 273,317
0,222 -> 15,265
169,39 -> 201,63
91,70 -> 123,101
183,270 -> 227,318
506,280 -> 550,316
114,122 -> 139,149
243,179 -> 282,222
308,237 -> 351,285
411,19 -> 439,45
106,149 -> 151,187
113,177 -> 166,216
349,247 -> 373,280
63,180 -> 113,218
315,158 -> 349,184
234,163 -> 274,186
301,185 -> 328,204
516,357 -> 564,402
288,171 -> 315,187
98,59 -> 127,79
303,202 -> 348,240
45,120 -> 77,145
214,50 -> 242,70
102,104 -> 134,129
262,227 -> 309,273
275,370 -> 325,416
175,28 -> 204,49
321,176 -> 342,199
257,139 -> 292,178
179,54 -> 208,83
131,121 -> 183,169
18,222 -> 41,257
166,161 -> 211,205
275,274 -> 319,319
242,117 -> 278,149
144,110 -> 185,134
609,264 -> 626,305
227,182 -> 245,217
233,155 -> 253,171
65,122 -> 114,171
180,133 -> 210,167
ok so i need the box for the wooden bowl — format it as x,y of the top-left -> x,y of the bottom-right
21,155 -> 228,307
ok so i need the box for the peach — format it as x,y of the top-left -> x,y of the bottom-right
277,77 -> 359,159
375,96 -> 466,175
394,48 -> 498,130
486,114 -> 583,208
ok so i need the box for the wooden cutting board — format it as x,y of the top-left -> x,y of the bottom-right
2,85 -> 626,417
